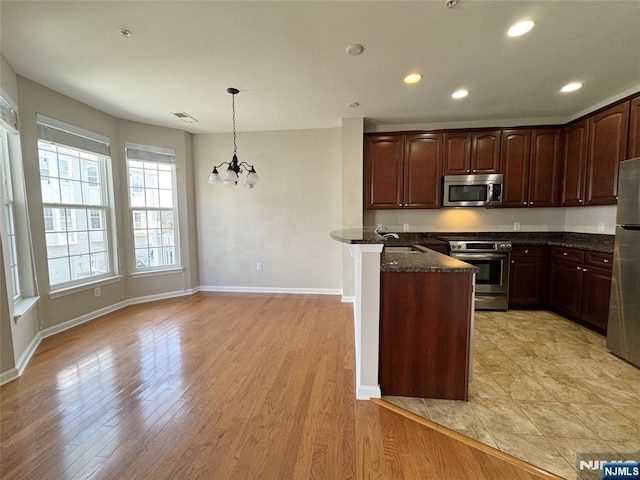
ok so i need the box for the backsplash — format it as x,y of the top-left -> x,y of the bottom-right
364,205 -> 616,235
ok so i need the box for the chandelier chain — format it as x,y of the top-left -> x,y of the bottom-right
231,92 -> 237,155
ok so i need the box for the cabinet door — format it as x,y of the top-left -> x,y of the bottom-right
628,95 -> 640,159
404,133 -> 443,208
586,102 -> 630,205
364,135 -> 404,209
443,132 -> 472,174
509,256 -> 546,306
549,260 -> 583,318
471,130 -> 501,173
501,129 -> 531,207
561,120 -> 588,206
529,128 -> 562,207
581,265 -> 612,331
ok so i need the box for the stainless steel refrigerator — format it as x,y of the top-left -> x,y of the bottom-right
607,157 -> 640,368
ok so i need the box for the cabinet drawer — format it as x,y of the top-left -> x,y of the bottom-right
551,246 -> 584,263
511,245 -> 545,257
585,251 -> 613,269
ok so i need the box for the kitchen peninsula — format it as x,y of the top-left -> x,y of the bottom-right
330,228 -> 477,401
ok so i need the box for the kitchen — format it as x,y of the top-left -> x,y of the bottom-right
2,2 -> 640,479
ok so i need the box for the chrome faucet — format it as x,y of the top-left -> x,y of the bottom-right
374,225 -> 399,239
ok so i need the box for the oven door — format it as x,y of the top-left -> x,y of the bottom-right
450,252 -> 509,294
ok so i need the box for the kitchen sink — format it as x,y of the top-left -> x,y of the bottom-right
384,245 -> 426,253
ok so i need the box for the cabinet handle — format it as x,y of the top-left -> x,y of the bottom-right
472,169 -> 476,173
577,266 -> 582,271
530,202 -> 533,205
604,259 -> 609,263
583,268 -> 588,272
563,252 -> 568,256
524,250 -> 529,254
398,203 -> 402,207
511,260 -> 515,264
523,202 -> 527,205
579,199 -> 583,203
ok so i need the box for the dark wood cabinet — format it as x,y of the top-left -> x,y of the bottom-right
585,102 -> 630,205
509,245 -> 548,307
501,129 -> 531,207
502,128 -> 562,208
549,247 -> 612,331
443,130 -> 500,174
561,120 -> 588,206
364,133 -> 442,209
379,271 -> 473,400
629,95 -> 640,159
529,128 -> 563,207
404,133 -> 443,208
364,135 -> 403,209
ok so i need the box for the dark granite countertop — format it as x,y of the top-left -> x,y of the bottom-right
381,246 -> 477,273
330,229 -> 614,253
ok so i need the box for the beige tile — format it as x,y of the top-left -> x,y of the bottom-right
535,376 -> 605,404
473,398 -> 541,435
546,436 -> 616,468
577,377 -> 640,407
422,399 -> 486,431
517,401 -> 598,439
568,403 -> 640,442
606,439 -> 640,457
613,405 -> 640,428
453,429 -> 499,449
468,373 -> 510,399
490,373 -> 555,401
490,431 -> 576,479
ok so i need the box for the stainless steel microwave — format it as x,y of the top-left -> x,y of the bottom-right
443,173 -> 503,207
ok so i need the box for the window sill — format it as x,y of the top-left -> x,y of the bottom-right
130,267 -> 184,279
14,296 -> 39,323
49,275 -> 123,299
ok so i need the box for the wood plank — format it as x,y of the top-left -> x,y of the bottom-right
1,293 -> 555,479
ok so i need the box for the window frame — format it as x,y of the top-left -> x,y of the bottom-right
125,143 -> 181,274
36,116 -> 117,291
1,129 -> 21,301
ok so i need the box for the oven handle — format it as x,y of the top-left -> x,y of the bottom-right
451,253 -> 508,260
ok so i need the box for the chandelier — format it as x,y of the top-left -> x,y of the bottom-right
208,88 -> 260,188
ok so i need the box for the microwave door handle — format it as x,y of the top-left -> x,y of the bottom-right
487,183 -> 493,202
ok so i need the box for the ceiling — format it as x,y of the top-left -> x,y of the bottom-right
2,1 -> 640,134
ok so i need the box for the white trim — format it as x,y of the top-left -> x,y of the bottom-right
39,300 -> 128,339
200,285 -> 343,296
13,296 -> 39,323
341,295 -> 355,303
14,333 -> 42,377
130,267 -> 184,279
357,385 -> 382,400
0,368 -> 19,386
126,288 -> 197,306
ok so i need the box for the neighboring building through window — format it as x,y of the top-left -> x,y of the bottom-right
125,143 -> 179,271
37,115 -> 115,288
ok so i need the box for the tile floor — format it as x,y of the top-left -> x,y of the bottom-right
384,310 -> 640,480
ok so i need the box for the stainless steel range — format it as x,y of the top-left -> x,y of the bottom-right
448,239 -> 512,310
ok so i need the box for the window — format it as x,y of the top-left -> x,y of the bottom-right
37,115 -> 115,288
1,129 -> 20,300
125,143 -> 179,271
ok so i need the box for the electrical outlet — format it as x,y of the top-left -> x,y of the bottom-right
513,222 -> 521,231
403,223 -> 409,232
256,262 -> 262,271
94,287 -> 101,298
598,222 -> 605,232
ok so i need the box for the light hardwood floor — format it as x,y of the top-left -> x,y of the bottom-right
2,293 -> 557,479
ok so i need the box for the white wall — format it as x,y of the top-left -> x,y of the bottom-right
194,128 -> 343,292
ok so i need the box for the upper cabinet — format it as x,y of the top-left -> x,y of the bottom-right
627,95 -> 640,159
364,133 -> 443,210
443,130 -> 500,174
585,102 -> 629,205
561,102 -> 630,206
502,128 -> 562,207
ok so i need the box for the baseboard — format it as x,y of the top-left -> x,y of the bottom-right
0,367 -> 19,386
39,300 -> 128,340
126,288 -> 198,306
357,384 -> 382,400
341,295 -> 355,303
200,285 -> 343,296
14,333 -> 43,376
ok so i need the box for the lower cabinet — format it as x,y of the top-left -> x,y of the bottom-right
548,247 -> 612,332
379,271 -> 473,400
509,246 -> 548,307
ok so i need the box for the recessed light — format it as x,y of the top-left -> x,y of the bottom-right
347,102 -> 360,108
404,73 -> 423,84
560,82 -> 583,93
452,89 -> 469,99
119,28 -> 132,38
507,20 -> 535,37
